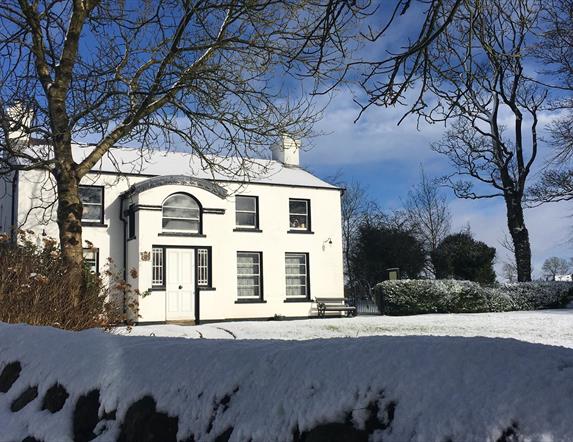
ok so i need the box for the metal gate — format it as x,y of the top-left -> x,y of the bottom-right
347,280 -> 379,315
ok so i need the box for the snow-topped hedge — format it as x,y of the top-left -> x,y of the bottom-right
374,280 -> 573,315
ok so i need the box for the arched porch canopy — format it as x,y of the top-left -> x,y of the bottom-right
121,175 -> 228,199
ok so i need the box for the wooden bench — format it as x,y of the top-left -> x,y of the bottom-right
314,297 -> 357,318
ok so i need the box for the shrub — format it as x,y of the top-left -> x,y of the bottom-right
0,231 -> 136,330
374,279 -> 573,315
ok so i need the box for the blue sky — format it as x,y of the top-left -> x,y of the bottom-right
301,87 -> 572,280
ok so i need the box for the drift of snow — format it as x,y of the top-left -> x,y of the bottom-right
123,309 -> 573,348
2,320 -> 573,441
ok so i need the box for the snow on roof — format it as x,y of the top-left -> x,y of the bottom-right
71,144 -> 338,190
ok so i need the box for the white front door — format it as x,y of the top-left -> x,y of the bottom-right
166,248 -> 195,320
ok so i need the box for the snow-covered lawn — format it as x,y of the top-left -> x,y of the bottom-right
123,309 -> 573,348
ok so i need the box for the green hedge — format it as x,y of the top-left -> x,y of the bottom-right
373,279 -> 573,315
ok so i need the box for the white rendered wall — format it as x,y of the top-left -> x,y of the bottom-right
15,169 -> 344,322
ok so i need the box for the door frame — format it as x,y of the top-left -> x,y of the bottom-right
152,244 -> 212,324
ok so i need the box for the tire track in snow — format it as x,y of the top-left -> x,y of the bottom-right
214,326 -> 237,339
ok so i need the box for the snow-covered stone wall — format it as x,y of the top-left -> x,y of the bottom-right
1,322 -> 573,441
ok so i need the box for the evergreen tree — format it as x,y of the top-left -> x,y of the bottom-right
351,224 -> 426,287
431,232 -> 496,284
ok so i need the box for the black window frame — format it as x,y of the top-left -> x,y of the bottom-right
161,192 -> 203,234
150,245 -> 212,290
284,252 -> 311,301
151,247 -> 165,288
128,205 -> 136,240
288,198 -> 312,233
234,195 -> 260,231
79,185 -> 105,226
235,251 -> 265,303
82,247 -> 99,274
196,248 -> 211,287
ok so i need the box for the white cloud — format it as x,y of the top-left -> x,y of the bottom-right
305,88 -> 445,166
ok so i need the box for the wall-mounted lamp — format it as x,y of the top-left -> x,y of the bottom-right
322,237 -> 333,251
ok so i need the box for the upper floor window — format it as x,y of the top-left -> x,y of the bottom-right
162,193 -> 200,232
289,199 -> 310,231
79,185 -> 104,224
235,196 -> 258,229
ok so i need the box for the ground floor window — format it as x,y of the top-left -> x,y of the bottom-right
83,248 -> 99,274
197,248 -> 209,286
237,252 -> 262,300
152,247 -> 164,287
285,253 -> 309,299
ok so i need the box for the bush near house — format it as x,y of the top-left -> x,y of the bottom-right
0,231 -> 133,330
374,279 -> 573,315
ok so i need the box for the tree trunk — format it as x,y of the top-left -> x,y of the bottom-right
55,166 -> 84,304
56,177 -> 83,265
505,195 -> 532,282
49,88 -> 85,302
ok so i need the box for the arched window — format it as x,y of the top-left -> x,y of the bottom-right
162,193 -> 201,232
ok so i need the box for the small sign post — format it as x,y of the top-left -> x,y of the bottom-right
386,268 -> 400,281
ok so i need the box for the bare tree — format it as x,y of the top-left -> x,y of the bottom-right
528,0 -> 573,203
359,0 -> 547,281
530,170 -> 573,203
427,1 -> 547,282
326,173 -> 380,288
340,180 -> 369,287
502,262 -> 517,282
405,166 -> 451,274
498,233 -> 517,282
353,0 -> 464,115
535,0 -> 573,152
541,256 -> 571,280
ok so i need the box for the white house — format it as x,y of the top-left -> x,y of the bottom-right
0,139 -> 345,323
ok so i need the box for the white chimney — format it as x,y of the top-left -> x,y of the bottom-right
271,135 -> 300,167
6,102 -> 33,145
